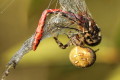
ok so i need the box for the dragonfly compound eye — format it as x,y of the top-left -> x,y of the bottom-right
69,46 -> 96,68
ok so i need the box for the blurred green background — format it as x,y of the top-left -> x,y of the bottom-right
0,0 -> 120,80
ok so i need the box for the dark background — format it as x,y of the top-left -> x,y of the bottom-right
0,0 -> 120,80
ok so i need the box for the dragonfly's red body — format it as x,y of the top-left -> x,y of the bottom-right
32,9 -> 69,50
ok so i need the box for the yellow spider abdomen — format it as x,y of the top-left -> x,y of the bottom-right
69,46 -> 96,68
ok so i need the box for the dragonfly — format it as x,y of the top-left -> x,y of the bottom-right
33,0 -> 101,50
1,0 -> 101,80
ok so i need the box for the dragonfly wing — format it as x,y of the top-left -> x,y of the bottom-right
59,0 -> 92,16
8,34 -> 35,67
42,14 -> 75,39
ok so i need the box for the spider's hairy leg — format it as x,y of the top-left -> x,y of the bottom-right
53,26 -> 84,49
53,36 -> 71,49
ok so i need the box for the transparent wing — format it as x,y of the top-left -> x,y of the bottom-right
8,34 -> 35,66
1,34 -> 35,80
59,0 -> 92,16
42,14 -> 79,39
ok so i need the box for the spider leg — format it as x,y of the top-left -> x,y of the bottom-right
63,30 -> 85,47
53,26 -> 84,49
53,36 -> 71,49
